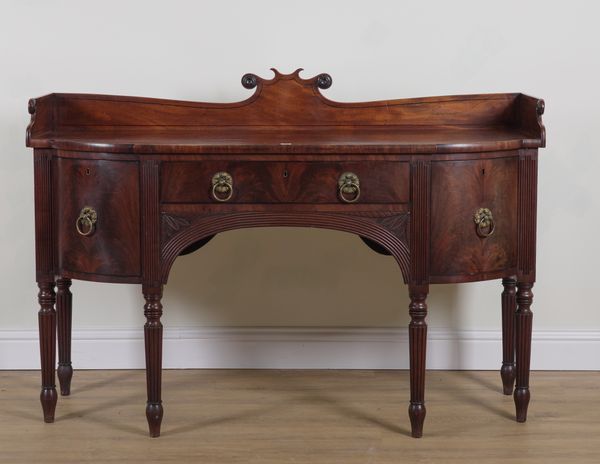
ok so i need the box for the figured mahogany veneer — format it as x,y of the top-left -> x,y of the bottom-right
161,161 -> 410,204
27,68 -> 545,438
56,158 -> 141,279
430,156 -> 518,282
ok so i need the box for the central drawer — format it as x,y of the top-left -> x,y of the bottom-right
161,161 -> 409,204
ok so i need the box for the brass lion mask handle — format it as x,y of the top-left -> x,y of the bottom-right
338,172 -> 361,203
211,172 -> 233,202
473,207 -> 495,238
76,206 -> 98,236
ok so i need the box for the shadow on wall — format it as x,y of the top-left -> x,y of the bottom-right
163,227 -> 462,329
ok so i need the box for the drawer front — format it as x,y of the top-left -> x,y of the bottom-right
161,161 -> 409,204
56,158 -> 141,277
430,157 -> 518,280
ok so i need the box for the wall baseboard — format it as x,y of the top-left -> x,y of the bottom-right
0,327 -> 598,370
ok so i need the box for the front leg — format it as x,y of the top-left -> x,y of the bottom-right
143,286 -> 164,437
38,280 -> 57,422
408,285 -> 428,438
56,278 -> 73,396
514,282 -> 534,422
500,277 -> 516,395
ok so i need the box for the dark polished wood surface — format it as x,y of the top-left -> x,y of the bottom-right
161,161 -> 410,204
28,125 -> 539,154
56,158 -> 141,278
27,68 -> 544,438
430,156 -> 518,280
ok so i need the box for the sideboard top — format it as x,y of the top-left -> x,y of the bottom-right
26,68 -> 545,154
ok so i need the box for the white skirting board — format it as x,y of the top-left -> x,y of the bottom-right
0,327 -> 598,370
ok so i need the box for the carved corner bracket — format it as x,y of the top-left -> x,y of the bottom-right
161,213 -> 191,242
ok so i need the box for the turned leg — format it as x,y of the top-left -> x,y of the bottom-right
514,282 -> 534,422
38,281 -> 58,422
500,277 -> 516,395
408,285 -> 428,438
144,286 -> 164,437
56,278 -> 73,396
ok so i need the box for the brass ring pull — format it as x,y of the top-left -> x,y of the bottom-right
473,207 -> 495,238
76,206 -> 98,236
211,172 -> 233,202
338,172 -> 361,203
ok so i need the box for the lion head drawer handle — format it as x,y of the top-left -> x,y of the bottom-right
76,206 -> 98,237
211,172 -> 234,202
473,207 -> 495,238
338,172 -> 361,203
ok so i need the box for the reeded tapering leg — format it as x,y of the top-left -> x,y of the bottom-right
38,281 -> 57,423
56,278 -> 73,396
500,277 -> 516,395
514,282 -> 534,422
408,285 -> 428,438
144,286 -> 164,437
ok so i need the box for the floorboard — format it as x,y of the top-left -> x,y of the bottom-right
0,370 -> 598,463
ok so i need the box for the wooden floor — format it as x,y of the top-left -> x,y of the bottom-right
0,370 -> 598,463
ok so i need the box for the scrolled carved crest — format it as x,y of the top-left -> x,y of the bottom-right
316,73 -> 332,89
239,68 -> 333,92
241,73 -> 258,89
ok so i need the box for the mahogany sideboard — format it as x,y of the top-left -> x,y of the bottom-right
26,69 -> 545,438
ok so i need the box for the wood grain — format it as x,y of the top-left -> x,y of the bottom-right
55,158 -> 141,278
0,370 -> 597,464
430,156 -> 518,281
26,69 -> 545,438
26,69 -> 545,154
161,161 -> 410,204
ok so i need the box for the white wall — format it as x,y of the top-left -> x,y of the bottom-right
1,1 -> 599,369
